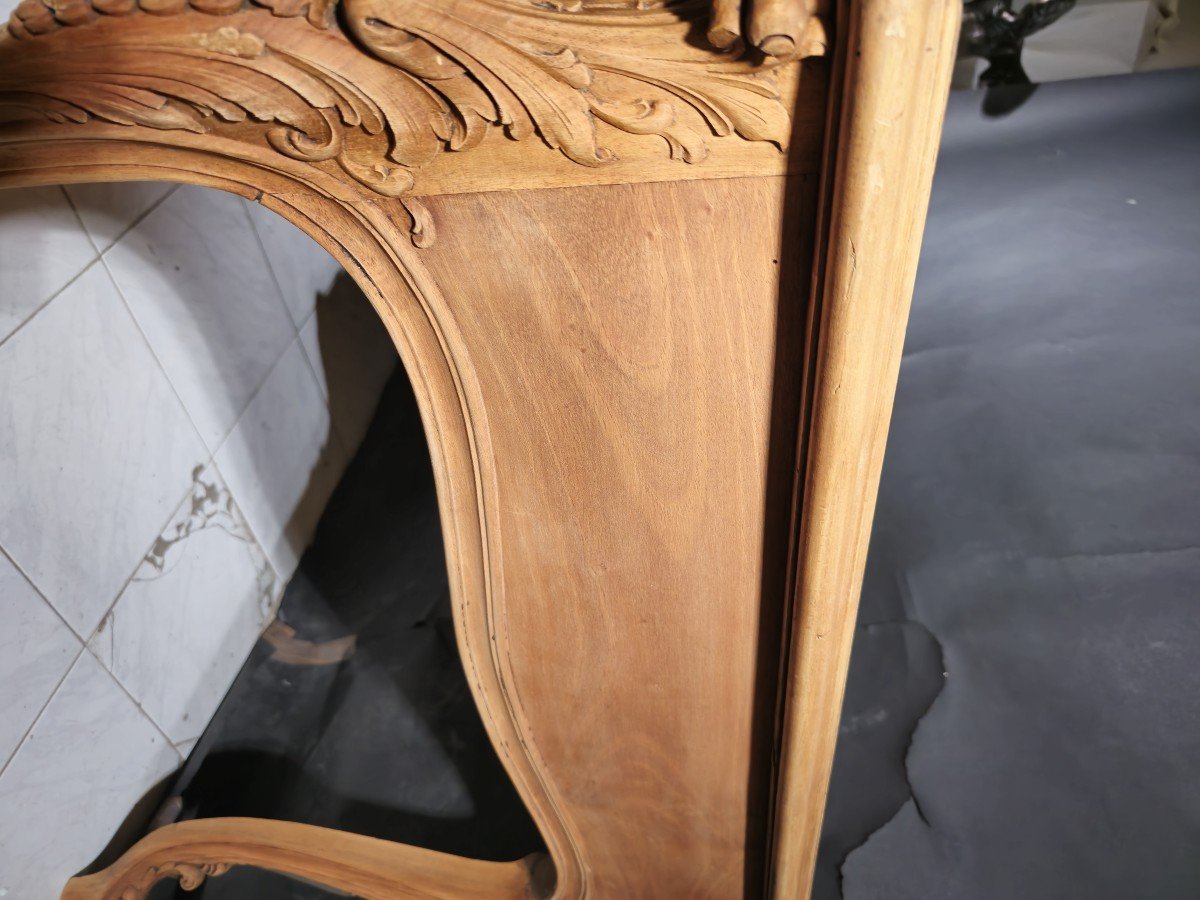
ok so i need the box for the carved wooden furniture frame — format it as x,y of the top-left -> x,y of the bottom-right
0,0 -> 958,896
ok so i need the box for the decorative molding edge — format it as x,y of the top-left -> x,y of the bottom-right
58,814 -> 541,898
0,0 -> 824,243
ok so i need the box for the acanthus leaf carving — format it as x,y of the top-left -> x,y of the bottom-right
0,0 -> 826,244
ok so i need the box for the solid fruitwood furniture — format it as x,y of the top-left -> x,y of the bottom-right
0,0 -> 958,896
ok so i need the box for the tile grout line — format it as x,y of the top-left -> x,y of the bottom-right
82,644 -> 185,765
209,327 -> 310,463
8,188 -> 220,714
3,190 -> 321,764
1,177 -> 95,336
207,455 -> 287,593
74,188 -> 292,640
0,543 -> 89,646
88,190 -> 310,603
87,458 -> 288,751
72,469 -> 224,758
241,198 -> 307,333
70,462 -> 278,756
0,646 -> 86,782
79,187 -> 291,619
210,325 -> 357,589
38,188 -> 302,461
0,547 -> 87,780
207,330 -> 322,583
0,184 -> 179,356
61,182 -> 179,258
296,316 -> 355,462
83,246 -> 228,651
64,182 -> 218,479
79,468 -> 211,656
68,183 -> 215,461
241,196 -> 348,457
3,185 -> 279,781
0,253 -> 101,356
102,245 -> 303,458
242,200 -> 351,458
95,253 -> 216,458
0,185 -> 192,779
207,324 -> 310,458
295,306 -> 325,402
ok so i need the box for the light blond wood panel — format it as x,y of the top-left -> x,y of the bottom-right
415,175 -> 814,898
0,141 -> 816,898
770,0 -> 961,897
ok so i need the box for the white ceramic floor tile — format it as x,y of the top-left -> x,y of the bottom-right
90,465 -> 279,745
245,200 -> 341,328
299,311 -> 326,395
215,339 -> 344,578
0,551 -> 80,766
64,182 -> 174,252
0,262 -> 207,637
0,186 -> 96,344
0,652 -> 179,900
300,275 -> 397,457
105,186 -> 297,451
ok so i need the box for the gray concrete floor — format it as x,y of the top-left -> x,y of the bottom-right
816,67 -> 1200,900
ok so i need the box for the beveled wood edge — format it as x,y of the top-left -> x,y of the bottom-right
60,816 -> 543,899
0,149 -> 588,898
768,0 -> 960,896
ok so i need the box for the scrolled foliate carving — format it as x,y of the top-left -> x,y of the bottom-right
342,0 -> 805,168
113,860 -> 232,899
0,0 -> 825,243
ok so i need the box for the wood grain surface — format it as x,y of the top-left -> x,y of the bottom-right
415,175 -> 816,896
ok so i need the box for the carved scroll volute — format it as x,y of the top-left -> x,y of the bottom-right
342,0 -> 807,167
0,0 -> 826,244
0,2 -> 425,197
112,860 -> 232,899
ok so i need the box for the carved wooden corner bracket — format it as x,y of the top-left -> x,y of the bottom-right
0,0 -> 827,245
114,861 -> 231,899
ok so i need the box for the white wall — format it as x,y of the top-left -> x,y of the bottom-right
0,182 -> 396,897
